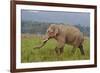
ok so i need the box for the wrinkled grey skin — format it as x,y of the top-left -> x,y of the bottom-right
33,24 -> 85,55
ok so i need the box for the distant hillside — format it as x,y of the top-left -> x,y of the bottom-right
21,21 -> 90,36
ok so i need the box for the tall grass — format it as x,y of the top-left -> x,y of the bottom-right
21,34 -> 90,63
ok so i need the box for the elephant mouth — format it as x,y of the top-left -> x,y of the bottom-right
48,32 -> 54,36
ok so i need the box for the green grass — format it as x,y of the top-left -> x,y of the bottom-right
21,34 -> 90,63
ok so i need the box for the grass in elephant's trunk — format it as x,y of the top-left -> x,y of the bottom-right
21,34 -> 90,63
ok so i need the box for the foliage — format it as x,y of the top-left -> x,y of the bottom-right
21,34 -> 90,63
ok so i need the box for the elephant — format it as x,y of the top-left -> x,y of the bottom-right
33,24 -> 85,55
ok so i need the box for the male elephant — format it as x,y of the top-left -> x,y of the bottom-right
34,24 -> 85,55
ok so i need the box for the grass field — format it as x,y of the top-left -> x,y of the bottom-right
21,34 -> 90,63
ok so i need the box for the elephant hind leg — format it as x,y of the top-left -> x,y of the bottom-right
78,44 -> 85,55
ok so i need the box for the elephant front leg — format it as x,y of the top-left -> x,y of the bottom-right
55,42 -> 65,55
55,47 -> 64,55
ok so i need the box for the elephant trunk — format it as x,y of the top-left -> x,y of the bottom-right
33,34 -> 49,49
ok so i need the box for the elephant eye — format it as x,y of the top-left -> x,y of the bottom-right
47,30 -> 53,35
48,31 -> 52,33
47,29 -> 52,33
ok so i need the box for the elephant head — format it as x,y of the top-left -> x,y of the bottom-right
43,24 -> 59,42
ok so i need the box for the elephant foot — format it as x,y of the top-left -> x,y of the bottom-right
78,45 -> 85,55
55,47 -> 64,55
55,47 -> 59,55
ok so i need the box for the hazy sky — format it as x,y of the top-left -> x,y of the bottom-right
21,10 -> 90,26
